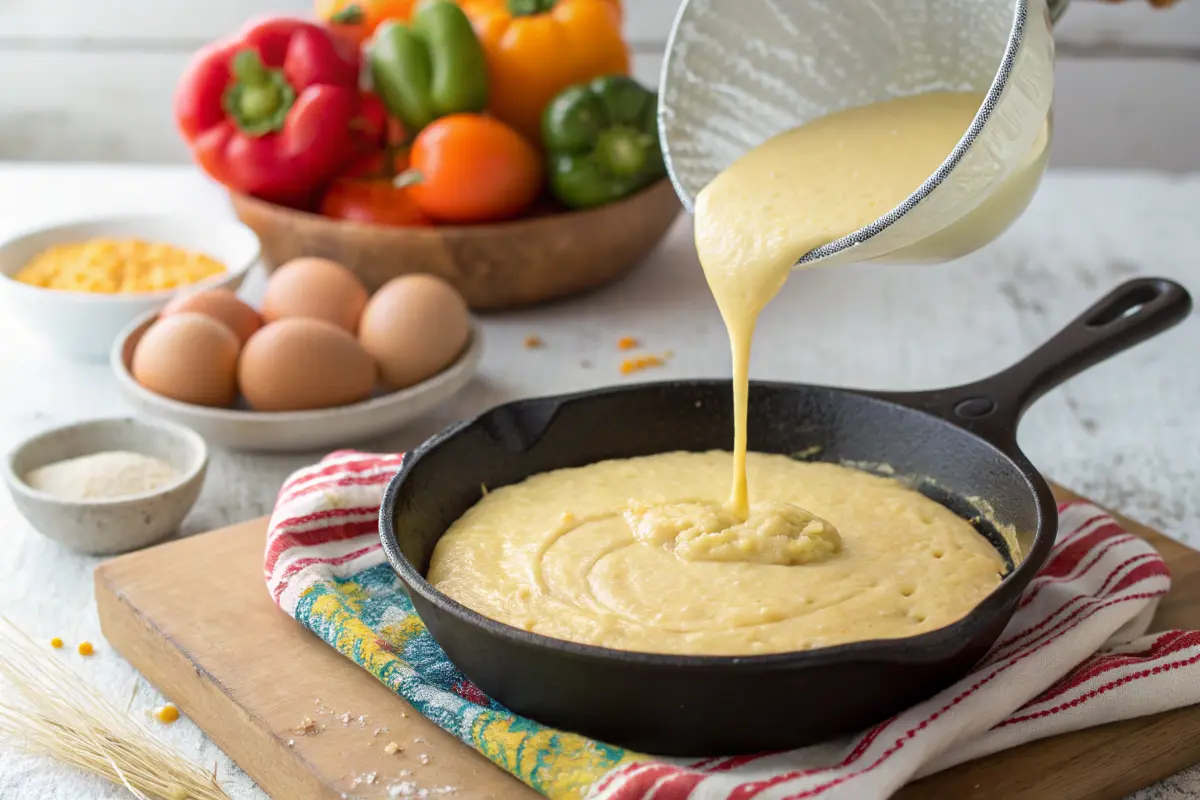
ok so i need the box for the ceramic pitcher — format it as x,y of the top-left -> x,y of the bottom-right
658,0 -> 1061,267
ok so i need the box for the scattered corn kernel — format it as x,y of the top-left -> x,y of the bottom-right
524,335 -> 544,349
620,354 -> 667,376
154,704 -> 180,724
384,741 -> 402,755
49,637 -> 63,649
77,641 -> 94,656
617,336 -> 639,351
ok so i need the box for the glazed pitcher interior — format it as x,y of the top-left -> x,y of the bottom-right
658,0 -> 1056,267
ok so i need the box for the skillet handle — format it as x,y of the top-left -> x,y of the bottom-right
888,278 -> 1192,448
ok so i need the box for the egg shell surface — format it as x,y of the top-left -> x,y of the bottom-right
261,257 -> 368,334
161,288 -> 263,345
358,274 -> 471,390
132,313 -> 240,407
238,318 -> 377,412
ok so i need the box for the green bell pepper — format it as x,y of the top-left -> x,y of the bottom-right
541,75 -> 666,210
367,0 -> 488,133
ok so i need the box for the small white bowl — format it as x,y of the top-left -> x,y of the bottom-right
3,417 -> 208,555
112,311 -> 484,453
0,214 -> 261,361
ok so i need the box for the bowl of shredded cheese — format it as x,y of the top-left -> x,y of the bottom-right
3,416 -> 208,555
0,214 -> 260,360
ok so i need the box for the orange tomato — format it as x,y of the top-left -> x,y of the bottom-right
316,0 -> 420,46
320,151 -> 433,227
405,114 -> 543,224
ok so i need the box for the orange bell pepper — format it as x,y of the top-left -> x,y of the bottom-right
316,0 -> 420,46
456,0 -> 629,143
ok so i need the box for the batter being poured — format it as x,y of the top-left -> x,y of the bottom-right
429,92 -> 1012,655
697,91 -> 1008,521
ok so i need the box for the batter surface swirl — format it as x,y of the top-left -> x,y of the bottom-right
428,452 -> 1006,656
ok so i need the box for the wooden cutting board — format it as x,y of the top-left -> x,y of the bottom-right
95,486 -> 1200,800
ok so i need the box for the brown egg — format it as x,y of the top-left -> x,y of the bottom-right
161,288 -> 263,345
238,319 -> 376,412
359,275 -> 471,390
132,313 -> 240,407
261,257 -> 368,333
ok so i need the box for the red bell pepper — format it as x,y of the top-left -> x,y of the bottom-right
353,92 -> 388,150
174,17 -> 364,206
350,91 -> 411,156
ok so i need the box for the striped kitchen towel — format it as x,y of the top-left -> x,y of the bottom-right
265,450 -> 1200,800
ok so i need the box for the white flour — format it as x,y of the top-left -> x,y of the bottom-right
23,451 -> 179,500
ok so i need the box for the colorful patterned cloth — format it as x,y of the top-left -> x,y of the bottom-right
265,451 -> 1200,799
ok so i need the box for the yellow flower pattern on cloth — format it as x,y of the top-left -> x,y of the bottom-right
13,238 -> 225,293
267,451 -> 640,800
300,571 -> 639,799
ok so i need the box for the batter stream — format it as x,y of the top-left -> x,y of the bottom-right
429,93 -> 1017,655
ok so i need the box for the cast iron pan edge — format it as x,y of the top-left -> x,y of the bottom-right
378,278 -> 1190,750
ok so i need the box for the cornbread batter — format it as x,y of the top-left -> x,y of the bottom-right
431,93 -> 1014,655
695,92 -> 995,515
429,452 -> 1005,655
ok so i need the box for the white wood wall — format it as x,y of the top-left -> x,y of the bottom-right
0,1 -> 1197,169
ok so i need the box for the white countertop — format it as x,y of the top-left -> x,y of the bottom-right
0,163 -> 1197,799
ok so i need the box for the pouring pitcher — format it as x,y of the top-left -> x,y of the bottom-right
658,0 -> 1059,267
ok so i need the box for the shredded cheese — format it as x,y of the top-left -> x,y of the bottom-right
13,238 -> 225,294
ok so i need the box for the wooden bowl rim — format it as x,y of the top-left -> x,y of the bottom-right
228,178 -> 681,240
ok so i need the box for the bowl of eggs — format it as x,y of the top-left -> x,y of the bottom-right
0,214 -> 260,360
111,257 -> 481,452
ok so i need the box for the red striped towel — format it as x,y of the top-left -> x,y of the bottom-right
265,452 -> 1198,800
592,504 -> 1187,799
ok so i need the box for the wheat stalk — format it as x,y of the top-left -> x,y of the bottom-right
0,619 -> 228,800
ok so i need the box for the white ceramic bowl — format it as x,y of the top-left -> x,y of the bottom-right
0,214 -> 261,361
112,311 -> 484,453
3,417 -> 208,556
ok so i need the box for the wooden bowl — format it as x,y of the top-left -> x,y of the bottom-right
229,179 -> 683,311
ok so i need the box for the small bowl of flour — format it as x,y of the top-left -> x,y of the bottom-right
4,417 -> 207,555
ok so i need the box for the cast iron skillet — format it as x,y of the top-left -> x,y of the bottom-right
380,277 -> 1191,756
